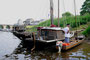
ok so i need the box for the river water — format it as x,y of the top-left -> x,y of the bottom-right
0,32 -> 90,60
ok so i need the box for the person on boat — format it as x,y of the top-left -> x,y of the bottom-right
63,24 -> 70,43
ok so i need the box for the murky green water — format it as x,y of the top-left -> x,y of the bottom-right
0,32 -> 90,60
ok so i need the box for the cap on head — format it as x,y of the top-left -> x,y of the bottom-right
67,24 -> 69,25
67,24 -> 70,27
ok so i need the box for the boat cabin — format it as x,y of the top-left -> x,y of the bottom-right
36,27 -> 65,43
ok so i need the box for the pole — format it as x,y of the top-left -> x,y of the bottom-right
62,0 -> 66,27
31,32 -> 36,52
74,0 -> 77,40
50,0 -> 54,25
58,0 -> 60,27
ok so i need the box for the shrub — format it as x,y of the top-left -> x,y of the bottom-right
82,26 -> 90,37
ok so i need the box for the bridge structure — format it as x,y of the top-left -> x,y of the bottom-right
0,24 -> 13,30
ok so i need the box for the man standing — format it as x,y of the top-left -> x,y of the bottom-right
63,24 -> 70,43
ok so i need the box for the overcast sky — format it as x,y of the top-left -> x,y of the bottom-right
0,0 -> 85,25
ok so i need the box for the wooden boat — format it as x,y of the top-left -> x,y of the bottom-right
20,27 -> 65,43
13,26 -> 75,43
56,37 -> 84,50
55,0 -> 85,51
62,40 -> 84,50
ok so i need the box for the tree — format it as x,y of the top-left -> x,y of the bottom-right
62,12 -> 73,17
80,0 -> 90,15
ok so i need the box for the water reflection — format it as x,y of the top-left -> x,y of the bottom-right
0,32 -> 90,60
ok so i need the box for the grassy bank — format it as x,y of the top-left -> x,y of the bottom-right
71,22 -> 89,31
38,14 -> 90,28
26,14 -> 90,32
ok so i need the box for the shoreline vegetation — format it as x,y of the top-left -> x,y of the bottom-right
38,14 -> 90,28
82,26 -> 90,40
25,13 -> 90,41
26,14 -> 90,32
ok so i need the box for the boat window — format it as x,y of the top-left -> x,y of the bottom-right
41,30 -> 49,36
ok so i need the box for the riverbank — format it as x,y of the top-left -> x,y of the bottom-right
0,32 -> 90,60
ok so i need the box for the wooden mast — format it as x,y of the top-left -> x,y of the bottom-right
58,0 -> 60,27
50,0 -> 54,25
74,0 -> 77,40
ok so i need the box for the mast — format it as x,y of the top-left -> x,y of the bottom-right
50,0 -> 54,25
74,0 -> 77,39
58,0 -> 60,27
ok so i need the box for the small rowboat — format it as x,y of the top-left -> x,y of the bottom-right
56,39 -> 84,51
62,40 -> 84,50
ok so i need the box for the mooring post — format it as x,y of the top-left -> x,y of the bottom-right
31,32 -> 36,52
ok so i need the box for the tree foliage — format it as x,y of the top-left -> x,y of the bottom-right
62,12 -> 73,17
80,0 -> 90,15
